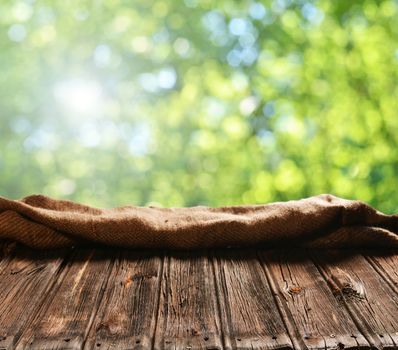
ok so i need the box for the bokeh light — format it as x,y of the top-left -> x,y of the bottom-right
0,0 -> 397,212
53,79 -> 103,115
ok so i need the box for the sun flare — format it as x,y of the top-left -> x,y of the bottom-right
53,78 -> 103,115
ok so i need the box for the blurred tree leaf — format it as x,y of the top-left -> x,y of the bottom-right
0,0 -> 397,213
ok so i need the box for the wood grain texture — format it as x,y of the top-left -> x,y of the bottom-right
259,250 -> 370,350
213,249 -> 293,350
0,246 -> 69,350
154,251 -> 223,350
15,248 -> 114,350
363,250 -> 398,295
312,250 -> 398,349
0,247 -> 397,350
84,250 -> 163,350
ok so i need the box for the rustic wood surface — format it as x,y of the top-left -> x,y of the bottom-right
0,243 -> 397,350
312,250 -> 398,349
214,249 -> 293,350
85,250 -> 163,350
259,250 -> 370,350
154,251 -> 223,350
16,249 -> 114,350
0,245 -> 69,350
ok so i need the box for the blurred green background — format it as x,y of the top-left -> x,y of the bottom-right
1,0 -> 397,212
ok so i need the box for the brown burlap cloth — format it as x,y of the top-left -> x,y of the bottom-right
0,194 -> 397,249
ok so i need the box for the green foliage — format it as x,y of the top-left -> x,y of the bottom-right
1,0 -> 397,212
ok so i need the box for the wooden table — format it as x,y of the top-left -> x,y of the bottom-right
0,243 -> 397,350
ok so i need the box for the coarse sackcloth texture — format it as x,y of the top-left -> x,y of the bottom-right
0,194 -> 397,249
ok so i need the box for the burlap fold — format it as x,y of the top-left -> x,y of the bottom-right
0,194 -> 397,249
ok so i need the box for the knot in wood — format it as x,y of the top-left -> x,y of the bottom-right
288,286 -> 302,294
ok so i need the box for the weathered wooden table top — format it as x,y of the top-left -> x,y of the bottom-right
0,242 -> 397,350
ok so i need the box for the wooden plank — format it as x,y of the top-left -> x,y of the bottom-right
363,250 -> 398,295
84,250 -> 163,350
0,246 -> 69,350
0,241 -> 18,273
154,250 -> 223,350
16,248 -> 115,350
312,250 -> 398,349
213,249 -> 293,350
259,249 -> 370,350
